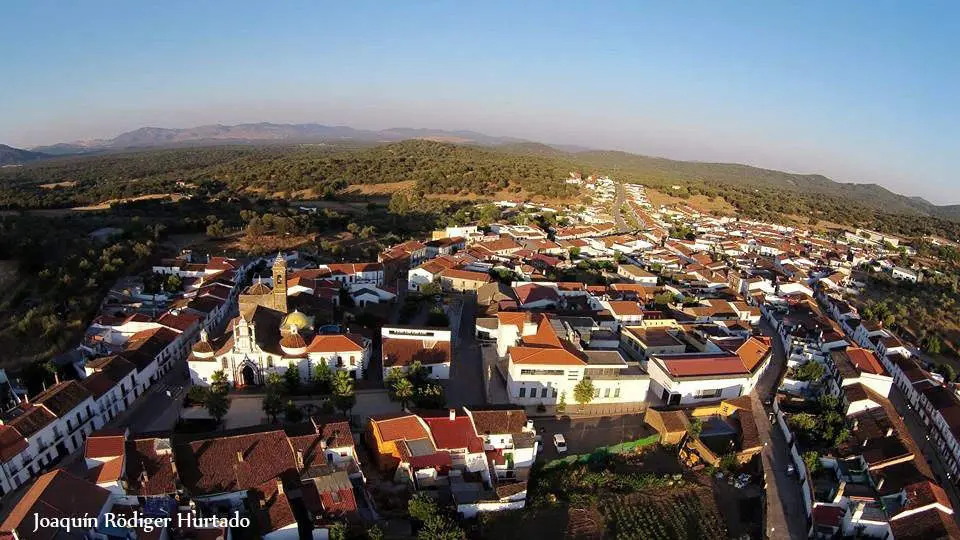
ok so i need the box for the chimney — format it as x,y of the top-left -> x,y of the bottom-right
876,477 -> 885,490
449,409 -> 456,421
886,427 -> 894,437
852,419 -> 859,431
276,479 -> 284,495
862,437 -> 869,448
296,451 -> 304,469
236,451 -> 244,463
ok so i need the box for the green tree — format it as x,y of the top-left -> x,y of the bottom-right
925,334 -> 943,355
573,377 -> 595,411
206,389 -> 230,424
332,370 -> 356,415
265,371 -> 283,388
568,246 -> 581,259
262,386 -> 284,423
426,307 -> 450,327
420,281 -> 442,296
328,522 -> 348,540
803,451 -> 821,475
210,369 -> 230,395
313,362 -> 333,393
688,417 -> 703,439
408,492 -> 438,523
393,377 -> 414,408
367,525 -> 384,540
418,516 -> 463,540
284,362 -> 301,393
284,400 -> 304,422
792,361 -> 825,382
556,391 -> 567,414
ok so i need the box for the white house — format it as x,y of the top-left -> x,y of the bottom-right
382,326 -> 452,380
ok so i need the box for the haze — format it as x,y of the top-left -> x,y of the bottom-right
2,1 -> 958,204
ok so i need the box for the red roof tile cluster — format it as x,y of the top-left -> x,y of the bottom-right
422,414 -> 484,453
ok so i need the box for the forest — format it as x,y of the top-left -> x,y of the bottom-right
1,139 -> 958,239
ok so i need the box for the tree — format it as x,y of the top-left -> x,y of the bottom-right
573,377 -> 595,411
803,451 -> 821,475
284,362 -> 301,393
206,389 -> 230,424
393,377 -> 414,409
789,412 -> 817,432
367,525 -> 384,540
426,307 -> 450,327
925,334 -> 944,355
792,361 -> 825,382
284,400 -> 303,422
413,382 -> 445,409
418,516 -> 463,540
210,369 -> 230,395
262,386 -> 284,423
328,522 -> 348,540
166,274 -> 183,292
408,492 -> 438,523
556,391 -> 567,414
688,417 -> 703,439
568,246 -> 581,259
187,385 -> 208,406
313,362 -> 333,393
332,370 -> 356,415
419,281 -> 442,297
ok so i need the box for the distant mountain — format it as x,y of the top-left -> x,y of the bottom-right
33,123 -> 530,154
0,144 -> 49,166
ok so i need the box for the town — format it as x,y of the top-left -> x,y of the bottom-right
0,172 -> 957,540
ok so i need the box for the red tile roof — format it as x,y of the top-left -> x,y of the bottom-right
370,414 -> 430,442
175,430 -> 298,495
0,470 -> 110,540
0,425 -> 27,462
85,433 -> 126,459
305,334 -> 365,353
422,414 -> 484,453
509,346 -> 586,366
125,438 -> 179,496
655,353 -> 750,378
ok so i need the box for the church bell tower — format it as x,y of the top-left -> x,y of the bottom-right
272,253 -> 288,313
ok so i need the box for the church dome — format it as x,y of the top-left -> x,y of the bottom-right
280,330 -> 307,356
281,310 -> 312,332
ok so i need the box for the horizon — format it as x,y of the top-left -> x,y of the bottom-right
2,1 -> 958,204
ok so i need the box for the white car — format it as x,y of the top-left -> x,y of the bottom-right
553,434 -> 568,453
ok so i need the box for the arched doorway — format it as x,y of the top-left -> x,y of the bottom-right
242,365 -> 256,387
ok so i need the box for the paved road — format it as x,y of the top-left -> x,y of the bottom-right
612,182 -> 629,232
534,413 -> 651,461
444,294 -> 485,407
755,320 -> 809,540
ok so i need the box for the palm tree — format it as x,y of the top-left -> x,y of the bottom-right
331,370 -> 356,416
393,377 -> 414,409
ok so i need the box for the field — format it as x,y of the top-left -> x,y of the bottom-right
480,448 -> 732,539
645,187 -> 736,215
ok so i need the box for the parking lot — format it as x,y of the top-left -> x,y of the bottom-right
533,413 -> 653,461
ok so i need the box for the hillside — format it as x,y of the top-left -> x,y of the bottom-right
2,137 -> 958,238
0,144 -> 48,166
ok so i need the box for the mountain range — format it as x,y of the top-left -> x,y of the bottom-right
2,122 -> 958,221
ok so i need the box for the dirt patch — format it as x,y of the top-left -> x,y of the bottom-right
38,181 -> 77,189
340,180 -> 416,195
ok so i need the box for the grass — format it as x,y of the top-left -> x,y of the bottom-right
645,187 -> 736,215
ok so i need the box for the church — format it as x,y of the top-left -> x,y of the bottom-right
188,254 -> 371,387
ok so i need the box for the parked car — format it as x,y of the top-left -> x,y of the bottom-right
535,435 -> 544,454
786,463 -> 796,476
553,433 -> 567,453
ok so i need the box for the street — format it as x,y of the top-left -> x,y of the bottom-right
444,295 -> 485,407
612,182 -> 629,232
755,320 -> 809,540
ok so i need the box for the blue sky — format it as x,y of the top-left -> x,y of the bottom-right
2,1 -> 958,203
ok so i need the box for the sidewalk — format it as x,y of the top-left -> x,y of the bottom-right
525,401 -> 646,419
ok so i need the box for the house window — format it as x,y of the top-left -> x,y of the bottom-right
695,389 -> 722,399
614,387 -> 621,398
593,388 -> 600,398
350,355 -> 356,366
552,387 -> 558,398
603,388 -> 610,398
541,387 -> 548,398
519,387 -> 526,398
222,358 -> 228,369
268,357 -> 274,368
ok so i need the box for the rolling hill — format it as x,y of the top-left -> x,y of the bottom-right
0,144 -> 49,166
12,122 -> 960,224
